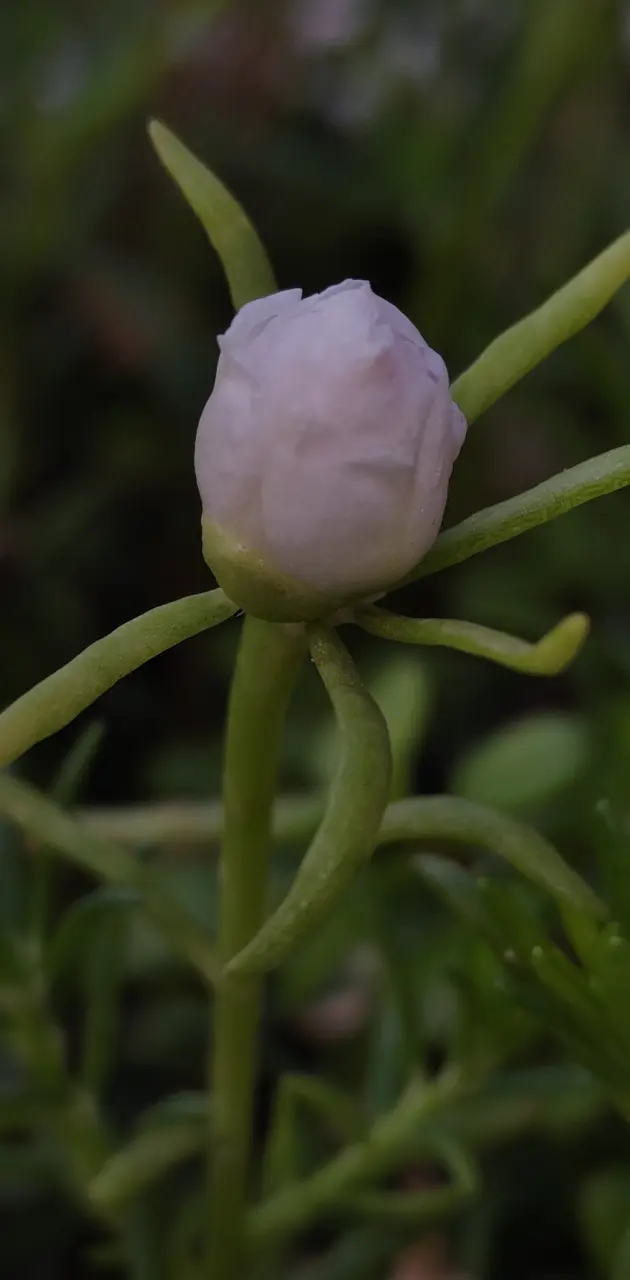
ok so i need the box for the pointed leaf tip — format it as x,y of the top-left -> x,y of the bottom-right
148,118 -> 276,309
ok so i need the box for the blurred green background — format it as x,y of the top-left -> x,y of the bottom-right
4,1 -> 630,1277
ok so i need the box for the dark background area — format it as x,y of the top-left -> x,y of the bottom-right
4,2 -> 630,1277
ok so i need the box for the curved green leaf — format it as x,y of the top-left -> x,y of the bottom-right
451,712 -> 589,814
452,228 -> 630,424
89,1122 -> 205,1214
49,886 -> 139,985
227,628 -> 392,977
409,444 -> 630,584
0,775 -> 218,984
249,1071 -> 464,1243
381,795 -> 604,918
0,589 -> 236,768
149,120 -> 277,309
263,1074 -> 362,1199
358,607 -> 589,675
344,1142 -> 477,1224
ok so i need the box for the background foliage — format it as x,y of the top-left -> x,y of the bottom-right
3,1 -> 630,1276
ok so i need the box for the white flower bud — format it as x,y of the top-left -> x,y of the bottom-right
195,280 -> 466,621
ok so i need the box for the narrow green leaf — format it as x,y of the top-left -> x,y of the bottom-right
414,855 -> 497,938
81,908 -> 128,1094
53,721 -> 105,807
49,886 -> 139,985
249,1071 -> 465,1244
451,712 -> 589,815
345,1142 -> 477,1224
227,629 -> 392,976
370,655 -> 432,799
586,927 -> 630,1058
381,795 -> 604,918
579,1169 -> 630,1280
595,802 -> 630,940
358,607 -> 589,675
477,880 -> 546,961
136,1093 -> 208,1132
284,1227 -> 391,1280
529,943 -> 627,1067
89,1122 -> 204,1214
0,589 -> 237,767
262,1074 -> 361,1198
149,120 -> 277,309
560,904 -> 602,969
409,445 -> 630,584
30,722 -> 108,942
452,229 -> 630,424
612,1223 -> 630,1280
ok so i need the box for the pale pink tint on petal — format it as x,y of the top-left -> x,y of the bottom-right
219,288 -> 303,351
374,295 -> 429,351
195,279 -> 468,601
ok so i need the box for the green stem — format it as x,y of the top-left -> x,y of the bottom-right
79,794 -> 322,848
209,618 -> 305,1280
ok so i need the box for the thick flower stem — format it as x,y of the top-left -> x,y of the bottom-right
208,617 -> 305,1280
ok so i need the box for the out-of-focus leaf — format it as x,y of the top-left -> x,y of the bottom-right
48,886 -> 140,986
80,905 -> 127,1094
579,1167 -> 630,1277
136,1093 -> 208,1132
384,796 -> 603,918
148,121 -> 276,310
368,655 -> 433,800
560,903 -> 602,968
344,1142 -> 478,1226
586,926 -> 630,1060
52,720 -> 105,807
89,1122 -> 204,1214
477,879 -> 547,962
596,802 -> 630,939
30,721 -> 106,943
285,1227 -> 393,1280
451,712 -> 590,815
262,1074 -> 362,1198
413,855 -> 500,941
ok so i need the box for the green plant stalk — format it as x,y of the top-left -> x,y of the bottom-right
209,618 -> 305,1280
79,794 -> 323,847
5,945 -> 111,1200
